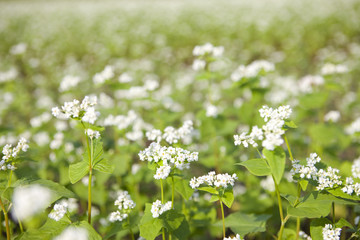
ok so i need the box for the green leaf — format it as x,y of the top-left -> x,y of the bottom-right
89,138 -> 105,167
281,194 -> 297,207
197,186 -> 218,195
69,160 -> 89,184
310,218 -> 332,239
76,221 -> 102,240
287,192 -> 352,218
139,203 -> 163,240
327,187 -> 360,201
173,177 -> 194,200
263,147 -> 285,185
172,218 -> 190,240
237,158 -> 271,176
284,120 -> 298,129
93,158 -> 114,174
335,218 -> 353,229
282,228 -> 296,240
221,189 -> 234,208
210,194 -> 220,202
214,212 -> 270,236
17,217 -> 70,240
160,210 -> 184,232
299,179 -> 308,191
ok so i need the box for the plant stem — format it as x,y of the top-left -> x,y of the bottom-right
332,202 -> 335,224
87,137 -> 94,224
284,135 -> 294,162
171,177 -> 175,208
220,199 -> 226,239
274,178 -> 285,240
128,217 -> 135,240
8,170 -> 13,188
0,198 -> 10,240
295,217 -> 300,240
160,179 -> 166,240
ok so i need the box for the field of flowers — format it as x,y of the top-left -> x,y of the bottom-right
1,0 -> 360,239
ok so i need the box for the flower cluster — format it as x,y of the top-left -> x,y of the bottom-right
224,234 -> 242,240
49,201 -> 68,221
52,96 -> 99,124
231,60 -> 274,82
108,191 -> 136,222
59,75 -> 82,92
93,65 -> 115,85
298,75 -> 324,93
192,43 -> 224,71
54,226 -> 88,240
12,184 -> 52,220
234,105 -> 292,151
321,63 -> 348,75
1,137 -> 29,171
291,153 -> 342,191
324,111 -> 341,123
322,224 -> 341,240
139,142 -> 198,179
190,171 -> 237,189
341,177 -> 360,196
351,158 -> 360,178
85,129 -> 100,139
150,200 -> 172,218
299,231 -> 312,240
145,120 -> 193,144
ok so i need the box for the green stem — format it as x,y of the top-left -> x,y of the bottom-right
274,178 -> 285,240
256,148 -> 263,159
220,199 -> 226,239
8,170 -> 13,188
332,202 -> 335,224
160,179 -> 166,240
171,177 -> 175,208
87,137 -> 94,224
284,135 -> 294,162
128,217 -> 135,240
0,198 -> 10,240
295,217 -> 300,240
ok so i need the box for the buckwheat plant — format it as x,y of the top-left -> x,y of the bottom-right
52,96 -> 113,224
108,190 -> 136,240
0,137 -> 29,240
234,105 -> 297,239
139,121 -> 198,240
224,234 -> 243,240
190,171 -> 237,239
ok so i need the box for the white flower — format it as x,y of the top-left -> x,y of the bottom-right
322,224 -> 341,240
190,171 -> 237,189
352,158 -> 360,179
10,43 -> 27,55
59,75 -> 82,92
12,185 -> 52,220
260,176 -> 275,192
154,164 -> 171,180
192,59 -> 206,71
54,226 -> 88,240
224,234 -> 242,240
321,63 -> 348,75
324,111 -> 340,122
206,104 -> 219,118
93,65 -> 114,85
231,60 -> 274,82
85,129 -> 100,139
108,191 -> 135,222
48,201 -> 68,221
299,231 -> 312,240
151,200 -> 172,218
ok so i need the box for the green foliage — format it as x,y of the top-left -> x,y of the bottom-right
237,158 -> 271,176
263,147 -> 286,185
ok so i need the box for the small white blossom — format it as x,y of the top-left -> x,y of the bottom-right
322,224 -> 341,240
54,226 -> 88,240
190,171 -> 237,189
321,63 -> 348,75
150,200 -> 172,218
224,234 -> 242,240
93,65 -> 114,85
12,185 -> 52,220
324,111 -> 341,123
48,201 -> 68,221
85,129 -> 100,139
